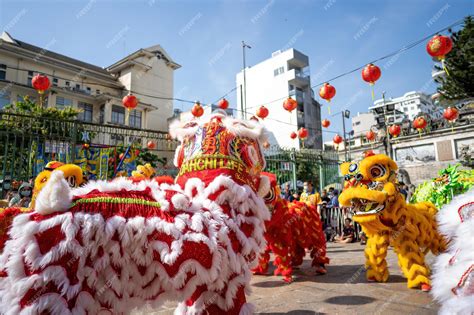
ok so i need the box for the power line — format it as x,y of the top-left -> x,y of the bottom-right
2,18 -> 465,137
215,17 -> 465,111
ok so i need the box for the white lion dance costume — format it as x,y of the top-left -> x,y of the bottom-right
0,113 -> 272,314
431,189 -> 474,315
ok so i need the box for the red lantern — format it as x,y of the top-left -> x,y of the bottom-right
122,94 -> 138,111
32,74 -> 50,94
135,149 -> 140,156
364,150 -> 375,158
283,97 -> 297,113
147,141 -> 156,149
319,83 -> 336,102
82,143 -> 89,150
191,102 -> 204,117
426,35 -> 453,60
256,105 -> 269,119
361,64 -> 381,85
322,119 -> 331,128
333,134 -> 343,145
443,107 -> 459,122
388,125 -> 401,138
218,98 -> 229,110
365,130 -> 376,141
413,117 -> 427,130
298,128 -> 308,140
290,131 -> 297,139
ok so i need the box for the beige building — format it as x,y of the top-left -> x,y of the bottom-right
0,31 -> 180,135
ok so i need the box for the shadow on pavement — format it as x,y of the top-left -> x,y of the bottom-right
324,295 -> 376,305
257,311 -> 322,315
252,280 -> 289,288
291,264 -> 406,284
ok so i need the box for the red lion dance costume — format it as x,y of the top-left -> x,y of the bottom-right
0,113 -> 272,315
253,173 -> 329,282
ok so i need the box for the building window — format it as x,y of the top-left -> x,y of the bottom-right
78,102 -> 93,122
99,105 -> 105,124
86,87 -> 91,94
52,78 -> 58,86
96,89 -> 101,95
129,109 -> 142,128
0,64 -> 6,80
27,71 -> 34,86
354,121 -> 361,126
75,84 -> 81,91
273,66 -> 285,76
0,91 -> 10,109
56,96 -> 72,109
111,105 -> 125,125
111,134 -> 124,146
65,81 -> 70,87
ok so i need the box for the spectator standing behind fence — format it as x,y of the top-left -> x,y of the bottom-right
328,189 -> 339,208
282,183 -> 296,202
335,218 -> 355,243
300,181 -> 321,207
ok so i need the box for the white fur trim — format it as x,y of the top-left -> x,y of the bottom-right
0,175 -> 268,314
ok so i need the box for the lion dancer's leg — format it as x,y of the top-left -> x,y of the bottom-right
271,231 -> 294,283
365,231 -> 390,282
178,282 -> 253,315
309,208 -> 329,274
392,235 -> 431,291
252,245 -> 271,275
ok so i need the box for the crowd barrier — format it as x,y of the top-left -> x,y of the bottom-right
319,206 -> 362,242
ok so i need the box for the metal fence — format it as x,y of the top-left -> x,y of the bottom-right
320,206 -> 362,241
264,146 -> 342,191
0,112 -> 179,189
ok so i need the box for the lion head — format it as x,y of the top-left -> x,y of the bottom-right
338,154 -> 399,225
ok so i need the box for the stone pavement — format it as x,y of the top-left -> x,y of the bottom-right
135,242 -> 439,315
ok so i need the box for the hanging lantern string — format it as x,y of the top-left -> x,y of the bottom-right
5,18 -> 463,115
232,17 -> 464,112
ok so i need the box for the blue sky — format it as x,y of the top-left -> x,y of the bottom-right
0,0 -> 472,140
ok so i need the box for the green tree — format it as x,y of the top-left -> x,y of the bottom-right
435,16 -> 474,101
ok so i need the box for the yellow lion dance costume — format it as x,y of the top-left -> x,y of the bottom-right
338,154 -> 446,291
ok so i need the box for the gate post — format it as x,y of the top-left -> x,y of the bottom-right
71,121 -> 77,163
290,148 -> 297,191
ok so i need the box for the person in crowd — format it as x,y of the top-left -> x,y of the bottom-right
335,218 -> 355,243
328,189 -> 339,208
9,182 -> 32,208
300,181 -> 321,207
320,189 -> 331,204
399,182 -> 408,200
292,190 -> 300,202
282,183 -> 295,202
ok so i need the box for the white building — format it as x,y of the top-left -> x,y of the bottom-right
351,112 -> 377,137
371,91 -> 442,121
0,31 -> 180,133
236,49 -> 322,149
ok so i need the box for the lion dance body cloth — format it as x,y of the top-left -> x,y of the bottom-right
431,189 -> 474,314
338,154 -> 446,290
0,114 -> 272,315
253,173 -> 329,282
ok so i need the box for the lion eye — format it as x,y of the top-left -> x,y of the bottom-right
370,164 -> 386,178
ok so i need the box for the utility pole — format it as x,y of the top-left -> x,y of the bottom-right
341,111 -> 348,161
242,41 -> 251,119
382,91 -> 393,158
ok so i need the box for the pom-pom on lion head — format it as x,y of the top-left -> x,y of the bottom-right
339,154 -> 399,219
170,112 -> 268,192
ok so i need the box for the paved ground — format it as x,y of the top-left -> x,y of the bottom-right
136,242 -> 439,315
